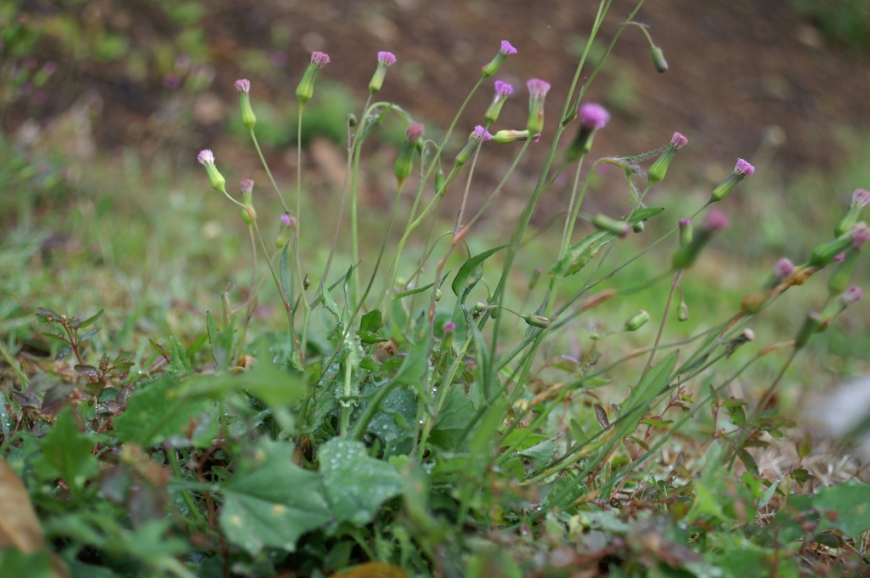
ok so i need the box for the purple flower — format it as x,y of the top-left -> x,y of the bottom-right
494,80 -> 514,98
500,40 -> 517,55
580,103 -> 610,130
378,51 -> 397,66
679,218 -> 692,227
527,79 -> 551,100
852,189 -> 870,209
407,123 -> 425,141
472,125 -> 493,141
773,258 -> 795,281
735,158 -> 755,176
843,286 -> 865,305
671,132 -> 688,149
443,322 -> 456,333
239,179 -> 254,194
197,149 -> 215,165
234,79 -> 251,94
704,210 -> 730,231
851,222 -> 870,249
833,252 -> 846,262
311,51 -> 330,68
280,215 -> 292,227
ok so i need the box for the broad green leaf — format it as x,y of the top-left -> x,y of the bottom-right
391,339 -> 429,388
359,310 -> 383,334
318,438 -> 403,526
33,408 -> 99,496
113,377 -> 218,448
451,244 -> 509,304
180,356 -> 307,408
813,480 -> 870,538
0,550 -> 57,578
166,336 -> 193,377
221,440 -> 332,555
78,327 -> 100,343
429,386 -> 476,451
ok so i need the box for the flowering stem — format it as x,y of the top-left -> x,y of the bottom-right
349,94 -> 374,308
641,270 -> 682,379
249,129 -> 290,214
251,221 -> 299,361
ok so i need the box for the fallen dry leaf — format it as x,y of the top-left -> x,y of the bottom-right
329,562 -> 407,578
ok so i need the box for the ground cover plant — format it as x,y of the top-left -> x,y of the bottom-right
2,1 -> 870,577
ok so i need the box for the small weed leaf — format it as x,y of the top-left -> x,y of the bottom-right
359,310 -> 383,334
78,327 -> 101,343
180,356 -> 308,408
813,480 -> 870,538
390,339 -> 429,389
78,309 -> 103,329
33,408 -> 99,498
221,440 -> 332,556
166,336 -> 193,377
318,438 -> 403,526
451,244 -> 509,304
429,386 -> 476,451
113,377 -> 218,448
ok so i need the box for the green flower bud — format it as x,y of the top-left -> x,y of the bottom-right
197,149 -> 226,193
296,51 -> 330,106
678,301 -> 689,321
484,80 -> 514,126
564,103 -> 610,163
369,52 -> 396,94
524,314 -> 550,329
624,310 -> 650,331
711,159 -> 754,203
454,126 -> 491,168
394,124 -> 425,187
234,79 -> 256,130
592,214 -> 630,237
481,40 -> 517,78
679,219 -> 693,246
834,189 -> 870,237
525,79 -> 551,136
491,129 -> 531,144
651,46 -> 668,73
827,249 -> 860,297
672,211 -> 729,270
648,132 -> 688,185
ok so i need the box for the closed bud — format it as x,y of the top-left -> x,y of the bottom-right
565,103 -> 610,162
834,189 -> 870,237
482,40 -> 517,78
648,132 -> 688,185
678,301 -> 690,321
524,314 -> 550,329
454,125 -> 491,168
526,79 -> 551,136
711,158 -> 755,203
303,274 -> 311,290
197,149 -> 226,193
369,51 -> 396,94
484,80 -> 514,126
347,114 -> 357,128
394,123 -> 425,186
472,302 -> 487,317
435,288 -> 442,301
491,129 -> 531,144
624,310 -> 650,331
672,211 -> 729,270
296,51 -> 330,106
234,79 -> 257,130
592,214 -> 630,238
807,223 -> 866,269
632,220 -> 645,233
679,218 -> 693,246
651,46 -> 668,73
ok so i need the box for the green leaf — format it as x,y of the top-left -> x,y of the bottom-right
429,386 -> 476,451
451,244 -> 509,304
166,336 -> 193,377
318,438 -> 403,526
78,309 -> 104,329
613,352 -> 677,439
113,377 -> 218,448
391,339 -> 429,388
0,549 -> 56,578
78,327 -> 101,343
813,480 -> 870,538
359,310 -> 383,334
221,440 -> 332,555
179,356 -> 308,408
33,408 -> 99,496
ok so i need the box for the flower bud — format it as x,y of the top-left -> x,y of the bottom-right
651,46 -> 668,73
834,189 -> 870,237
827,249 -> 859,297
565,103 -> 610,163
711,158 -> 754,203
296,51 -> 330,106
491,129 -> 531,144
454,125 -> 492,168
472,302 -> 487,318
632,220 -> 645,233
239,179 -> 256,223
435,167 -> 445,195
234,79 -> 257,130
679,218 -> 693,246
197,149 -> 226,193
303,274 -> 311,290
369,51 -> 396,94
484,80 -> 514,126
481,40 -> 517,78
678,301 -> 690,321
648,132 -> 688,185
524,314 -> 550,329
773,258 -> 795,282
807,223 -> 867,269
525,78 -> 551,136
347,114 -> 357,128
394,123 -> 425,187
624,310 -> 650,331
672,210 -> 729,270
275,214 -> 296,248
592,214 -> 630,237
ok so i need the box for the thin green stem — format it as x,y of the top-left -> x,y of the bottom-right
249,129 -> 290,214
641,270 -> 682,379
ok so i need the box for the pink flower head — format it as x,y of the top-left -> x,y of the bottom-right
734,158 -> 755,176
704,210 -> 730,231
472,125 -> 492,142
850,222 -> 870,249
852,188 -> 870,208
234,79 -> 251,94
671,132 -> 688,149
679,218 -> 692,227
843,286 -> 865,305
773,258 -> 795,281
833,252 -> 846,262
443,322 -> 456,333
580,103 -> 610,130
500,40 -> 517,55
378,51 -> 397,66
239,179 -> 254,194
197,149 -> 215,165
311,51 -> 330,68
526,78 -> 551,100
494,80 -> 514,98
280,214 -> 292,227
407,123 -> 425,141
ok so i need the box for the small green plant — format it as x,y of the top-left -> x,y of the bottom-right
2,2 -> 870,577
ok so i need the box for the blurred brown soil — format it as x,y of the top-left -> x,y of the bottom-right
15,0 -> 870,218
